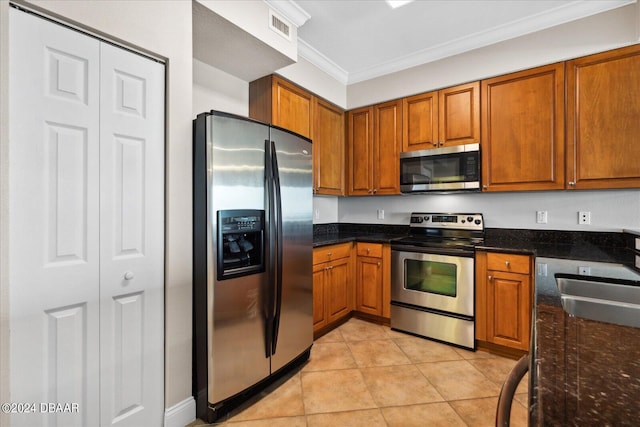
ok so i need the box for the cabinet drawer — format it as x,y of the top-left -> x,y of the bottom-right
356,242 -> 383,258
487,252 -> 530,274
313,242 -> 352,264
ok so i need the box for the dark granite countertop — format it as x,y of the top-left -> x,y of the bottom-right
313,223 -> 407,247
530,252 -> 640,426
314,223 -> 640,425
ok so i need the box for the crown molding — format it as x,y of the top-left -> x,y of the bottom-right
263,0 -> 310,27
297,38 -> 349,85
298,0 -> 635,85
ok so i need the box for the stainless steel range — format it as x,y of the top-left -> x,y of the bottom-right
390,213 -> 484,350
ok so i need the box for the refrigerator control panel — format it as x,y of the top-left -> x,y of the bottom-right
221,215 -> 262,233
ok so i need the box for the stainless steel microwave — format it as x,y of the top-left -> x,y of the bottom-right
400,143 -> 480,193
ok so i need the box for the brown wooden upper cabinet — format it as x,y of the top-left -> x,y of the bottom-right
347,100 -> 402,196
249,75 -> 345,195
481,63 -> 565,191
402,81 -> 480,151
314,98 -> 345,195
566,44 -> 640,190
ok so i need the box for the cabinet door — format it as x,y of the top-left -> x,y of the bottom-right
374,100 -> 402,195
403,91 -> 439,151
487,271 -> 531,351
348,106 -> 374,195
439,81 -> 480,147
356,256 -> 383,316
313,263 -> 327,331
272,76 -> 313,139
314,98 -> 345,195
481,63 -> 565,191
566,44 -> 640,189
326,257 -> 352,323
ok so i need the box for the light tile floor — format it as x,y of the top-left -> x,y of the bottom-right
191,318 -> 529,427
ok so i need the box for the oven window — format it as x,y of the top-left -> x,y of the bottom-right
405,259 -> 457,297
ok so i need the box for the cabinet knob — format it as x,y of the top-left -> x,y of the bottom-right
505,260 -> 510,267
568,181 -> 576,186
372,189 -> 377,194
482,185 -> 488,189
432,142 -> 438,147
439,141 -> 444,146
124,271 -> 134,280
366,248 -> 370,254
377,262 -> 381,267
488,275 -> 492,281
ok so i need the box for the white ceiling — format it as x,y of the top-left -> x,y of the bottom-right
267,0 -> 635,84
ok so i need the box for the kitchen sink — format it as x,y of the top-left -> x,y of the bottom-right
555,274 -> 640,328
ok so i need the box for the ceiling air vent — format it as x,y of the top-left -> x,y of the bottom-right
269,9 -> 292,41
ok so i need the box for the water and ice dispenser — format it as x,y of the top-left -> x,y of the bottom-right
216,209 -> 265,280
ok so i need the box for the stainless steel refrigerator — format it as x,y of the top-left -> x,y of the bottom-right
193,111 -> 313,422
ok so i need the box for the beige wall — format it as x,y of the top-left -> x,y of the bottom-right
193,59 -> 249,117
0,0 -> 194,417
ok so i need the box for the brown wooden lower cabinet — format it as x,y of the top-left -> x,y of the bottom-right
476,251 -> 533,353
312,243 -> 354,334
313,242 -> 391,336
354,242 -> 391,319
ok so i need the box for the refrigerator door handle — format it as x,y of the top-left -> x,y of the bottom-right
263,139 -> 274,359
270,140 -> 283,355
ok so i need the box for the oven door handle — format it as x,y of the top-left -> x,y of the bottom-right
390,244 -> 475,258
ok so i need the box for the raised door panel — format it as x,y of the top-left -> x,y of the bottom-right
487,271 -> 531,351
272,77 -> 313,139
567,44 -> 640,189
482,63 -> 565,191
312,263 -> 327,331
402,91 -> 439,151
8,9 -> 101,426
315,99 -> 345,195
356,257 -> 383,316
439,82 -> 480,147
325,258 -> 351,323
99,42 -> 165,427
374,100 -> 402,195
348,107 -> 374,195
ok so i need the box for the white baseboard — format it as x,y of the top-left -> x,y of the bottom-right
164,397 -> 196,427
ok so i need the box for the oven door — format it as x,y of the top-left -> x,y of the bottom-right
391,247 -> 474,317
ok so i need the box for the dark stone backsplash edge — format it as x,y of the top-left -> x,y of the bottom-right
314,223 -> 630,248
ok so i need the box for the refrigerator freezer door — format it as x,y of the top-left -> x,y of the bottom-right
207,114 -> 271,404
268,127 -> 314,373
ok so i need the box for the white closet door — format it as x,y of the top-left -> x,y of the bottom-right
98,43 -> 165,427
9,8 -> 101,427
10,8 -> 165,427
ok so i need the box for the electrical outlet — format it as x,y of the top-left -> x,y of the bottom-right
537,263 -> 548,277
578,211 -> 591,225
377,209 -> 384,220
536,211 -> 548,224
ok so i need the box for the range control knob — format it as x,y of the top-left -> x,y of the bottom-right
423,215 -> 430,222
475,219 -> 482,225
467,216 -> 474,222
